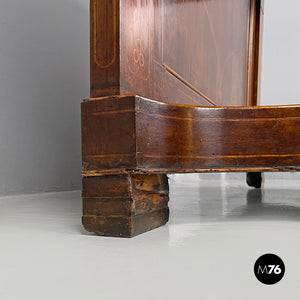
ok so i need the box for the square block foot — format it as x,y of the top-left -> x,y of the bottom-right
82,173 -> 169,237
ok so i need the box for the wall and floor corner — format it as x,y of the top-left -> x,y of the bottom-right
0,0 -> 299,196
0,0 -> 89,195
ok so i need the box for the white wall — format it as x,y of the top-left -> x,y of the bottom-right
0,0 -> 89,195
0,0 -> 298,196
261,0 -> 300,105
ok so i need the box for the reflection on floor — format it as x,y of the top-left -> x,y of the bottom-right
170,173 -> 300,224
0,173 -> 299,300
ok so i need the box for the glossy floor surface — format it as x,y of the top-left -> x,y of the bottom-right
0,174 -> 299,299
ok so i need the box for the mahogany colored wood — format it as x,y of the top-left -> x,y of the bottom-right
82,95 -> 300,175
82,173 -> 169,237
82,0 -> 300,237
90,0 -> 263,106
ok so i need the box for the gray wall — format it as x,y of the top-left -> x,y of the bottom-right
0,0 -> 89,195
0,0 -> 298,196
261,0 -> 300,105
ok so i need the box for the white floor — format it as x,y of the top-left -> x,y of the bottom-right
0,174 -> 299,300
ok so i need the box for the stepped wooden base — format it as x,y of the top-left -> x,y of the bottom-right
81,94 -> 300,237
82,173 -> 169,237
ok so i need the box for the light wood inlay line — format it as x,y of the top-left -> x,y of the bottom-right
138,110 -> 300,122
139,154 -> 300,159
87,154 -> 133,158
93,0 -> 117,68
82,167 -> 300,177
92,109 -> 136,116
163,64 -> 218,106
86,153 -> 300,159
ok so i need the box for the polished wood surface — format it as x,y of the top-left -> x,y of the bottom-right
248,0 -> 264,105
90,0 -> 120,96
82,95 -> 300,175
91,0 -> 263,106
82,0 -> 300,237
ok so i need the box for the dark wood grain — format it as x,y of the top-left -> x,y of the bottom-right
82,95 -> 300,175
81,95 -> 137,171
90,0 -> 262,106
82,173 -> 169,237
247,0 -> 264,105
90,0 -> 120,97
81,0 -> 300,237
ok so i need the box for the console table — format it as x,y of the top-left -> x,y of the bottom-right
81,0 -> 300,237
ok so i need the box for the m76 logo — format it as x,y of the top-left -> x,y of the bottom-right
257,265 -> 282,275
254,254 -> 285,285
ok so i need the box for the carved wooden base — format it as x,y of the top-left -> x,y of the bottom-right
82,173 -> 169,237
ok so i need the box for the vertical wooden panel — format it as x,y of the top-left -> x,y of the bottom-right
90,0 -> 263,107
247,0 -> 264,106
120,0 -> 256,106
90,0 -> 120,97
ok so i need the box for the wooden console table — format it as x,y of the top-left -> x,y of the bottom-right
81,0 -> 300,237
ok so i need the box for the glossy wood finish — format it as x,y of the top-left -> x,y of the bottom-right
82,0 -> 300,237
82,95 -> 300,176
82,173 -> 169,237
248,0 -> 264,106
90,0 -> 120,96
91,0 -> 263,106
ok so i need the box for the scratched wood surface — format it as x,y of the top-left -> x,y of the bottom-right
82,174 -> 169,237
90,0 -> 263,106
